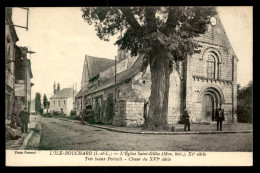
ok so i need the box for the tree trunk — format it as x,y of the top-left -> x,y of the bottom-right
143,51 -> 171,131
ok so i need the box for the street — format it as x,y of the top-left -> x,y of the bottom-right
31,116 -> 253,151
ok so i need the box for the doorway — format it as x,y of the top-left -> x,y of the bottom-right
202,94 -> 214,122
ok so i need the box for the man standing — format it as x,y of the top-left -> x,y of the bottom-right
182,109 -> 190,131
94,101 -> 101,122
217,108 -> 224,131
19,108 -> 26,133
79,109 -> 86,125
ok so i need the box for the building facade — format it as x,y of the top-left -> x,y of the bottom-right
76,14 -> 238,126
50,86 -> 76,116
5,8 -> 34,118
14,47 -> 34,114
5,7 -> 19,118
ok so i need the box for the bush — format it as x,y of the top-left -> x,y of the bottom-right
237,81 -> 253,123
87,114 -> 95,124
52,111 -> 60,116
43,113 -> 52,118
237,105 -> 253,123
39,108 -> 43,115
70,110 -> 76,117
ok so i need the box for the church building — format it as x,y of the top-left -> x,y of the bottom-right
75,14 -> 238,126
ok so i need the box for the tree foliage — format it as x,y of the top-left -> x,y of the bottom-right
237,81 -> 253,123
82,7 -> 216,72
82,7 -> 217,130
43,94 -> 48,108
35,92 -> 41,114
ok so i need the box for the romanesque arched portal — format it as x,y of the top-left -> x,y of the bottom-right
198,85 -> 225,122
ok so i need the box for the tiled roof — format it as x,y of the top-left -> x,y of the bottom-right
86,55 -> 115,80
75,89 -> 82,98
84,54 -> 144,95
50,88 -> 77,99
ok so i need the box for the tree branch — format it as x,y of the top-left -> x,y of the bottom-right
144,7 -> 157,33
118,7 -> 142,31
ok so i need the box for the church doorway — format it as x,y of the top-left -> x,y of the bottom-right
202,94 -> 214,122
199,85 -> 225,122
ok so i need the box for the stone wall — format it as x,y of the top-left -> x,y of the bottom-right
113,101 -> 145,127
131,66 -> 183,125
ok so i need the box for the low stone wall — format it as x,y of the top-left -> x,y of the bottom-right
113,101 -> 145,127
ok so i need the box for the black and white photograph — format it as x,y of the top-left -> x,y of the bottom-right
5,6 -> 253,166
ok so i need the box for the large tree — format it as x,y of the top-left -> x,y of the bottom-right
35,92 -> 41,114
82,7 -> 216,130
43,94 -> 48,108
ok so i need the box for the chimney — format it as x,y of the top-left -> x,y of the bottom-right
53,81 -> 56,94
57,82 -> 60,91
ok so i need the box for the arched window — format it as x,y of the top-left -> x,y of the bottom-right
207,54 -> 216,78
202,48 -> 222,79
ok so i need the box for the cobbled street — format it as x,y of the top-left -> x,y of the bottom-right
31,115 -> 253,151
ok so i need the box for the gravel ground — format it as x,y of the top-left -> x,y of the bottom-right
34,116 -> 253,151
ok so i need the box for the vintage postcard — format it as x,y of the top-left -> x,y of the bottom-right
5,6 -> 253,166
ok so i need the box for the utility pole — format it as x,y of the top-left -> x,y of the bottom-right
73,83 -> 75,109
114,56 -> 117,118
114,56 -> 117,103
24,49 -> 27,110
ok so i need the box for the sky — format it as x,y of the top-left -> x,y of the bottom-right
11,7 -> 253,100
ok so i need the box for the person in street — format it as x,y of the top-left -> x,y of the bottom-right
80,109 -> 86,125
217,108 -> 224,131
79,110 -> 83,124
19,108 -> 26,133
94,101 -> 101,122
182,109 -> 190,131
8,114 -> 16,128
19,107 -> 30,133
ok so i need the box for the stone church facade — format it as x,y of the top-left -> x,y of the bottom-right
76,14 -> 238,126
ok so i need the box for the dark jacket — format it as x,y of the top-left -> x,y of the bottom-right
216,109 -> 224,121
182,111 -> 190,123
218,111 -> 224,121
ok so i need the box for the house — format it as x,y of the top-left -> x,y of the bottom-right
14,47 -> 34,115
50,86 -> 77,116
76,14 -> 238,127
75,55 -> 115,116
5,7 -> 34,118
5,7 -> 19,118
